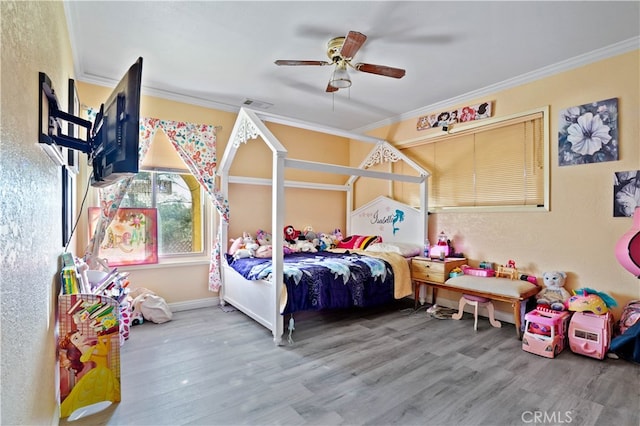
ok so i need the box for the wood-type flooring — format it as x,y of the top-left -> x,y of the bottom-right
60,299 -> 640,426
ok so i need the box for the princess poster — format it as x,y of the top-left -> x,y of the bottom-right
88,208 -> 158,266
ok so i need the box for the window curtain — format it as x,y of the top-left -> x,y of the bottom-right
158,120 -> 229,291
85,117 -> 161,267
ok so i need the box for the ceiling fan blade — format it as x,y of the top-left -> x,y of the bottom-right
355,63 -> 406,79
326,82 -> 339,93
274,60 -> 331,66
340,31 -> 367,59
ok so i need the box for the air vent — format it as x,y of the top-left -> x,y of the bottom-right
242,99 -> 273,109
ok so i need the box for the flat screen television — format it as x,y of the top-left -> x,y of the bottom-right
38,57 -> 143,188
90,57 -> 143,187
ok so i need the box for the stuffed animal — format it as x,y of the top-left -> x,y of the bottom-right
284,225 -> 300,243
302,226 -> 319,249
255,245 -> 273,258
256,229 -> 272,246
294,239 -> 317,253
233,232 -> 259,260
333,228 -> 343,243
255,229 -> 273,258
243,232 -> 259,252
568,288 -> 617,315
228,236 -> 244,256
536,271 -> 571,311
318,233 -> 333,251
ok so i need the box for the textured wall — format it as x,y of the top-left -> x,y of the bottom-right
0,1 -> 74,423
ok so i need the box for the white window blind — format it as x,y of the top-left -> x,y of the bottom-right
400,110 -> 546,210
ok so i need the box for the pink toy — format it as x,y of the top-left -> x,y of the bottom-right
522,307 -> 571,358
461,265 -> 495,277
615,206 -> 640,277
568,311 -> 613,360
429,231 -> 450,259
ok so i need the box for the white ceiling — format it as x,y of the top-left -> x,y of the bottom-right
64,1 -> 640,132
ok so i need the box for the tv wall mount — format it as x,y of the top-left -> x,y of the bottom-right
38,72 -> 94,156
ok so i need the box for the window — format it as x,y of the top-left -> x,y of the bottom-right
120,171 -> 204,256
399,107 -> 549,211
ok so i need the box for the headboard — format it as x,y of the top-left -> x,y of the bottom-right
350,196 -> 424,247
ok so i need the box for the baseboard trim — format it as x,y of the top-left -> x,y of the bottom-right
168,297 -> 219,312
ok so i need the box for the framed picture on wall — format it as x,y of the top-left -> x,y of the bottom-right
61,167 -> 74,248
558,98 -> 618,166
614,170 -> 640,217
88,208 -> 159,266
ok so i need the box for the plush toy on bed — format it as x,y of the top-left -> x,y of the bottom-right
232,232 -> 259,260
302,226 -> 320,249
284,225 -> 301,244
318,233 -> 334,251
228,236 -> 244,256
536,271 -> 571,311
254,229 -> 273,258
256,229 -> 272,246
333,228 -> 343,243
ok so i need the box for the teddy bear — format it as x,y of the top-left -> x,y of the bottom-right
536,271 -> 571,311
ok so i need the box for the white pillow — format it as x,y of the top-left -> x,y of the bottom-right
365,242 -> 422,257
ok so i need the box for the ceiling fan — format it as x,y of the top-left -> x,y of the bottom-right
275,31 -> 406,93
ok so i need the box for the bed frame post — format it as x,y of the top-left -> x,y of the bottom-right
420,180 -> 428,242
272,150 -> 286,345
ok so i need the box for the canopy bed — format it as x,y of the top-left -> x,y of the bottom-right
217,108 -> 429,345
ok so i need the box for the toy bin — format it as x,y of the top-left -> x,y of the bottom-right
522,308 -> 571,358
568,311 -> 613,360
58,293 -> 121,419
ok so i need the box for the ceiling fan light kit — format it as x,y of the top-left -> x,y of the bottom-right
275,30 -> 406,93
329,65 -> 352,89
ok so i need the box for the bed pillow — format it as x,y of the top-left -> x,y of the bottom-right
365,242 -> 422,257
337,235 -> 382,250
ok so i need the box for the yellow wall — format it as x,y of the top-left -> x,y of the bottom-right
368,51 -> 640,319
75,84 -> 353,303
1,1 -> 75,423
78,51 -> 640,320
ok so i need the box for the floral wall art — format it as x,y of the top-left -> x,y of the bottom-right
558,98 -> 618,166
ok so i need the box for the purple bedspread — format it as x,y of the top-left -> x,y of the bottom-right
225,251 -> 394,315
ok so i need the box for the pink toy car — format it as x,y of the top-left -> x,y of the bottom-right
522,307 -> 571,358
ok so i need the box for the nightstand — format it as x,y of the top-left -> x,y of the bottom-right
411,257 -> 467,309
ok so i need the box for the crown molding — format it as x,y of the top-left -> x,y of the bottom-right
355,36 -> 640,133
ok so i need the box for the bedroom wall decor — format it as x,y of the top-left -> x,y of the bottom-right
88,207 -> 158,266
558,97 -> 618,166
614,170 -> 640,217
416,101 -> 493,131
